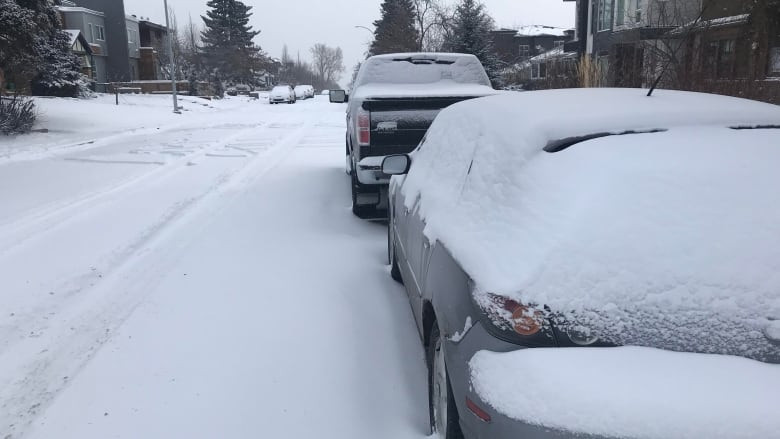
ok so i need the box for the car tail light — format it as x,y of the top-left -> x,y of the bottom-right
356,107 -> 370,146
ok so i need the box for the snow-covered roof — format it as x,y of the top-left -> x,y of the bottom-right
64,29 -> 80,46
355,53 -> 492,90
470,347 -> 780,439
352,83 -> 497,100
400,88 -> 780,361
516,25 -> 569,37
56,6 -> 104,17
672,13 -> 751,35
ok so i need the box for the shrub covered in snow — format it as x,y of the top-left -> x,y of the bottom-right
0,96 -> 36,135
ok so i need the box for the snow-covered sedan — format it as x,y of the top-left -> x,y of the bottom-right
269,85 -> 296,104
383,89 -> 780,439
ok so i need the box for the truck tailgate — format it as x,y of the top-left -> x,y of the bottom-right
363,96 -> 480,156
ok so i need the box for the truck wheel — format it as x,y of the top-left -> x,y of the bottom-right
351,171 -> 372,218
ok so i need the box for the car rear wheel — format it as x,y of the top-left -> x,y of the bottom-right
388,210 -> 403,283
428,324 -> 463,439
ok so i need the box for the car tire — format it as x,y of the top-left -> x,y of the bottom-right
388,210 -> 403,284
428,324 -> 463,439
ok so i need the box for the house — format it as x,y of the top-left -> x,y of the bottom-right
138,19 -> 169,80
491,26 -> 574,66
64,30 -> 95,80
70,0 -> 135,83
562,0 -> 780,102
562,0 -> 701,86
57,1 -> 108,85
126,14 -> 141,80
506,46 -> 579,90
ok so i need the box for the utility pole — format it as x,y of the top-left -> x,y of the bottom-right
163,0 -> 181,114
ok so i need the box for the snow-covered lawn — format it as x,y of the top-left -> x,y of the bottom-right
0,95 -> 429,439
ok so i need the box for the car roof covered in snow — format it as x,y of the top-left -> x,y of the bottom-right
399,88 -> 780,361
353,52 -> 492,92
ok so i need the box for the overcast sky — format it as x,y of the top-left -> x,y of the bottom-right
124,0 -> 575,86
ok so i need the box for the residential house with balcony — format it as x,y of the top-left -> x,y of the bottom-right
563,0 -> 779,102
138,19 -> 169,80
70,0 -> 134,83
57,1 -> 108,84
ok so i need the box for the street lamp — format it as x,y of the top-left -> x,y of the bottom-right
163,0 -> 180,114
354,25 -> 373,35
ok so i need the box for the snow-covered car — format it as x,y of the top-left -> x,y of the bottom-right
330,52 -> 497,217
269,85 -> 296,104
294,85 -> 314,99
226,84 -> 252,96
383,88 -> 780,439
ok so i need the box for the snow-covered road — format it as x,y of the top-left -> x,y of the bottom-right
1,96 -> 428,439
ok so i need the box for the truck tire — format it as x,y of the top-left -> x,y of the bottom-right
351,170 -> 373,218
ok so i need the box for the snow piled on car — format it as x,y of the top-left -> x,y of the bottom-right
470,347 -> 780,439
399,88 -> 780,361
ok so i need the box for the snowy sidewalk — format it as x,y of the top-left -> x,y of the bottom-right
1,97 -> 430,439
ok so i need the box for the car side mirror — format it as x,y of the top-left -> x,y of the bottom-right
382,154 -> 411,175
330,89 -> 348,103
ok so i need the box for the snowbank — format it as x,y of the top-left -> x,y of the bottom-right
400,89 -> 780,360
470,347 -> 780,439
0,94 -> 253,162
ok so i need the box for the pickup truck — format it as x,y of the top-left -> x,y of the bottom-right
330,53 -> 496,217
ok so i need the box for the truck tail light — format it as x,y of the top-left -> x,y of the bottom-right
356,107 -> 370,146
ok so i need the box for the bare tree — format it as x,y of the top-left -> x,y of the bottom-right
310,43 -> 345,85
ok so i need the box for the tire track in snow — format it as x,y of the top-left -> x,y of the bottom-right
0,115 -> 319,439
0,118 -> 280,261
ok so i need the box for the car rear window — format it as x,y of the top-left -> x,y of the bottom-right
355,55 -> 491,87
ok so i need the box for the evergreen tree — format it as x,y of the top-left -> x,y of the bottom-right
200,0 -> 265,84
369,0 -> 419,55
447,0 -> 502,85
0,0 -> 83,97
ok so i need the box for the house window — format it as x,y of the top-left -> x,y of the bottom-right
519,45 -> 530,59
127,28 -> 135,44
616,0 -> 626,26
554,40 -> 565,49
718,39 -> 736,79
635,0 -> 642,23
770,47 -> 780,74
598,0 -> 613,31
88,23 -> 94,43
531,62 -> 547,79
96,25 -> 105,41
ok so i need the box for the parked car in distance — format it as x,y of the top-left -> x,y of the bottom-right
384,88 -> 780,439
294,85 -> 314,100
226,84 -> 253,96
329,52 -> 496,217
269,85 -> 296,104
